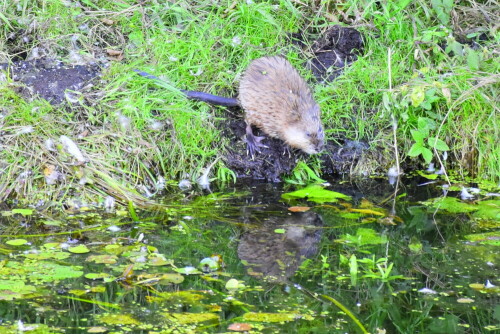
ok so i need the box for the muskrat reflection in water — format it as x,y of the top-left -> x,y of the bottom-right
134,56 -> 324,155
237,211 -> 323,282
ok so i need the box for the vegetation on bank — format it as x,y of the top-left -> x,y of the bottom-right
0,0 -> 498,206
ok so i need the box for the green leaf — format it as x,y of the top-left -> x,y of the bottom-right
349,254 -> 358,286
411,86 -> 425,107
274,228 -> 286,234
421,147 -> 433,163
417,170 -> 439,179
282,185 -> 351,203
473,200 -> 500,221
418,117 -> 436,132
408,143 -> 424,157
466,48 -> 480,70
426,197 -> 477,213
428,137 -> 450,151
6,239 -> 28,246
410,129 -> 425,143
68,245 -> 90,254
12,209 -> 34,216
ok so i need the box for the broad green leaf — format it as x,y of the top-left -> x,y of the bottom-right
163,312 -> 219,325
408,143 -> 424,157
428,137 -> 450,151
6,239 -> 28,246
421,147 -> 433,163
418,117 -> 436,132
426,197 -> 477,213
410,129 -> 425,143
68,245 -> 90,254
473,200 -> 500,221
282,185 -> 351,203
417,170 -> 439,179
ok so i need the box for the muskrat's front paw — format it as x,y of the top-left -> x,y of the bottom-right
245,134 -> 268,157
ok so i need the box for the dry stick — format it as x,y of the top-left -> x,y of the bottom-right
388,47 -> 401,176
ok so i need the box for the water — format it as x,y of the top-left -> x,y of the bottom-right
0,178 -> 498,333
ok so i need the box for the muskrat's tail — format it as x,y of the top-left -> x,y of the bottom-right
133,69 -> 240,107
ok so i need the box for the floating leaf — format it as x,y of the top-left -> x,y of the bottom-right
86,254 -> 117,264
350,208 -> 385,216
242,312 -> 297,323
473,200 -> 500,221
6,239 -> 28,246
282,185 -> 351,203
288,206 -> 310,212
12,208 -> 34,216
42,220 -> 63,226
426,197 -> 477,213
463,231 -> 500,246
417,170 -> 439,180
163,312 -> 219,324
68,245 -> 90,254
149,254 -> 173,266
29,262 -> 84,282
228,323 -> 253,331
274,228 -> 285,234
0,280 -> 36,300
85,273 -> 113,280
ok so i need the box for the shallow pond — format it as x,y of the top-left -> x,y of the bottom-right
0,177 -> 499,333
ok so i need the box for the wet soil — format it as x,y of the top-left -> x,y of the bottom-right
0,58 -> 100,104
291,25 -> 364,83
223,117 -> 368,181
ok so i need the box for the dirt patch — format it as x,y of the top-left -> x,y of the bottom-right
223,116 -> 368,181
0,57 -> 101,104
308,25 -> 364,83
223,117 -> 301,182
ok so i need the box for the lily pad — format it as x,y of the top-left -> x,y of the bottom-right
425,197 -> 477,213
6,239 -> 28,246
282,185 -> 351,203
242,312 -> 298,323
163,312 -> 219,324
68,245 -> 90,254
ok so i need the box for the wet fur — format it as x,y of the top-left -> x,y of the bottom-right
239,56 -> 324,154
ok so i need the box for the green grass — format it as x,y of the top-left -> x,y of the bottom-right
0,0 -> 498,205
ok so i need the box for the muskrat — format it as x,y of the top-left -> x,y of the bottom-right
134,56 -> 324,155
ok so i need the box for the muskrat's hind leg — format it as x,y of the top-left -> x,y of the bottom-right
245,122 -> 267,157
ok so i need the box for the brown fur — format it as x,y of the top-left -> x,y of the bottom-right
239,56 -> 324,154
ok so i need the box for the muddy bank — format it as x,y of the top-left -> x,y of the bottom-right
0,58 -> 100,104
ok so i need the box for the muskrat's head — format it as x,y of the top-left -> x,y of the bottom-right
284,106 -> 325,154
